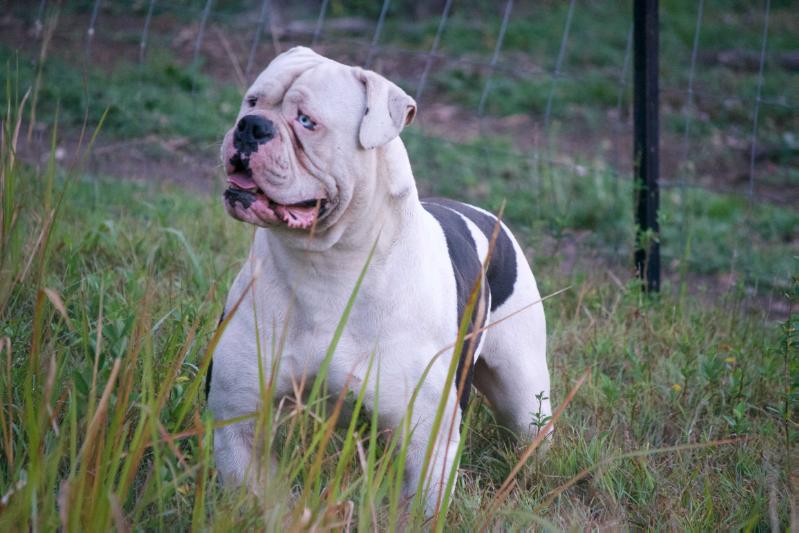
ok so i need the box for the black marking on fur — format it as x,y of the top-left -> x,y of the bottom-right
205,311 -> 225,400
422,201 -> 487,413
205,359 -> 214,400
229,152 -> 251,173
224,188 -> 256,209
290,199 -> 322,208
426,198 -> 517,312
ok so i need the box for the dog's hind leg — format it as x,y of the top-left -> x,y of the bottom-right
473,283 -> 551,440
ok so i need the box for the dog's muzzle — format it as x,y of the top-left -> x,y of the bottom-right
233,115 -> 275,156
223,114 -> 333,229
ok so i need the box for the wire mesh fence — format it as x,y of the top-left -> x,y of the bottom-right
3,0 -> 797,300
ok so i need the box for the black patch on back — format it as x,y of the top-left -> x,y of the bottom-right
422,200 -> 487,412
425,198 -> 517,311
205,311 -> 225,400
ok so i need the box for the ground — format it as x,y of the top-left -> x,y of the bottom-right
0,0 -> 797,530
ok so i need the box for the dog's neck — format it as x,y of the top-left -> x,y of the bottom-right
252,138 -> 424,281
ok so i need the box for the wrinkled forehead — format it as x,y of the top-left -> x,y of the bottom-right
246,48 -> 324,104
247,51 -> 357,108
287,63 -> 363,111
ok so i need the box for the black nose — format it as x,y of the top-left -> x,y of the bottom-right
233,115 -> 275,155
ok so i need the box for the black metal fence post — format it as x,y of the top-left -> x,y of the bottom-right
633,0 -> 660,292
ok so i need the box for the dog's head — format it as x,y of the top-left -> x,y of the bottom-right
221,47 -> 416,236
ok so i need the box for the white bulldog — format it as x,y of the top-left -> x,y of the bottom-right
207,46 -> 551,514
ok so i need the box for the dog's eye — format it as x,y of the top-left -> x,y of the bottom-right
297,112 -> 316,130
246,96 -> 258,107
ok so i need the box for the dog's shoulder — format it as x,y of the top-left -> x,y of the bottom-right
421,198 -> 482,295
421,198 -> 518,312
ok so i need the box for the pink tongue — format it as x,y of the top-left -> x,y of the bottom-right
228,173 -> 257,190
274,205 -> 317,229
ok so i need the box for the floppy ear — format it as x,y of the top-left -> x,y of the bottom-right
356,68 -> 417,150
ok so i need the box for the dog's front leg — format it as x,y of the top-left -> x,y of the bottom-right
214,420 -> 275,494
400,389 -> 462,517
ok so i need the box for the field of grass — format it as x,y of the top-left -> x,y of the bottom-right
1,1 -> 797,530
1,37 -> 796,289
0,83 -> 796,533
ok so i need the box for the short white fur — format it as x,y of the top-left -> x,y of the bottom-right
209,46 -> 552,516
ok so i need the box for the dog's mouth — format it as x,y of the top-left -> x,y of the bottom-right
224,171 -> 330,229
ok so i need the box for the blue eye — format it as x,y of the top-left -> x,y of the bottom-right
297,112 -> 316,130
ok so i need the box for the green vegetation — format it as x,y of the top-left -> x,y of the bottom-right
1,138 -> 797,530
387,1 -> 799,122
1,44 -> 241,142
3,36 -> 795,287
1,81 -> 797,533
404,132 -> 798,287
0,1 -> 797,529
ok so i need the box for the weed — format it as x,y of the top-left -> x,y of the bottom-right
530,391 -> 552,434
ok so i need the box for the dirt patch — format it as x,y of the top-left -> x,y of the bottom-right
16,126 -> 222,195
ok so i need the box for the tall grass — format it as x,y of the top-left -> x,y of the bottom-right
1,77 -> 796,530
0,84 -> 545,530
